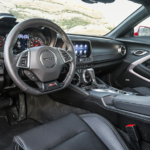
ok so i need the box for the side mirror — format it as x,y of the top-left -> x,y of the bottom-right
134,26 -> 150,36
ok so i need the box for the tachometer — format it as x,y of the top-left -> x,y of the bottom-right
0,36 -> 5,51
29,37 -> 44,47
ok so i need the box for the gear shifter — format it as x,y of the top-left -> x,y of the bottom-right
86,68 -> 108,89
86,68 -> 98,86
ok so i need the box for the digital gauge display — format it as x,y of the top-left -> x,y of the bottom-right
6,33 -> 30,51
17,34 -> 29,50
6,34 -> 44,52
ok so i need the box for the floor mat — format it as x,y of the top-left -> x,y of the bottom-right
27,94 -> 89,123
0,116 -> 40,150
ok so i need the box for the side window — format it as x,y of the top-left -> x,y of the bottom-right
134,17 -> 150,36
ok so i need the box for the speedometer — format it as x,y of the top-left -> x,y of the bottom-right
29,37 -> 44,47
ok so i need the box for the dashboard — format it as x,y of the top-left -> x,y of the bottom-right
56,35 -> 127,86
0,25 -> 125,65
0,20 -> 127,89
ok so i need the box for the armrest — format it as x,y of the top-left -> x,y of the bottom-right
113,95 -> 150,116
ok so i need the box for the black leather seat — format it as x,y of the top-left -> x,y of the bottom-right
13,114 -> 129,150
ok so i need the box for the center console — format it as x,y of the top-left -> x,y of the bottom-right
72,67 -> 137,96
83,68 -> 137,95
71,40 -> 135,96
51,66 -> 150,124
50,40 -> 150,145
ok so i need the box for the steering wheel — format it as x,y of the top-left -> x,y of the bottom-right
4,19 -> 76,96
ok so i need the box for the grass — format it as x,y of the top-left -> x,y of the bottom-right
9,9 -> 90,30
107,27 -> 114,31
54,17 -> 90,30
62,9 -> 99,19
8,10 -> 39,20
16,5 -> 49,13
38,0 -> 63,5
16,5 -> 98,19
9,8 -> 91,29
9,10 -> 28,20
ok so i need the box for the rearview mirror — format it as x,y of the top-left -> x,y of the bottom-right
81,0 -> 115,3
134,26 -> 150,36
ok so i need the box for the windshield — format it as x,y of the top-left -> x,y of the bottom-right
0,0 -> 141,36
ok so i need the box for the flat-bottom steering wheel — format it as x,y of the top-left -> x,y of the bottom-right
4,19 -> 76,96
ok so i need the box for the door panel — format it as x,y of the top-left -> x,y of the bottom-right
110,36 -> 150,88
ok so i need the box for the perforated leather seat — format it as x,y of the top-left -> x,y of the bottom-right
13,113 -> 129,150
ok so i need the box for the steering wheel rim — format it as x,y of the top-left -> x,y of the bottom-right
4,18 -> 76,96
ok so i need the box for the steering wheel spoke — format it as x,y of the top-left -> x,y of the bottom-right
38,81 -> 64,92
23,70 -> 39,82
16,49 -> 30,69
58,48 -> 73,63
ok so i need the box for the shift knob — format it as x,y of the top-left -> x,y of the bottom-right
86,68 -> 98,85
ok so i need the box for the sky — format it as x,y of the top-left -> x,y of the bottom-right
71,0 -> 141,26
138,17 -> 150,27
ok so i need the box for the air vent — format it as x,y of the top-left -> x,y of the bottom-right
71,73 -> 80,86
58,49 -> 72,63
118,45 -> 126,56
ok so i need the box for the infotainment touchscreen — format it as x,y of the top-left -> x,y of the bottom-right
73,41 -> 89,58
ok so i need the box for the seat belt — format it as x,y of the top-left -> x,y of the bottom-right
126,124 -> 141,150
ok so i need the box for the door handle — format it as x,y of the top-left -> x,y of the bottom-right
129,54 -> 150,82
133,50 -> 148,56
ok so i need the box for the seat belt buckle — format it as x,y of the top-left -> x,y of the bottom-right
126,124 -> 140,142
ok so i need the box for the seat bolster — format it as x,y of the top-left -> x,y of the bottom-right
3,143 -> 23,150
13,113 -> 129,150
13,114 -> 91,150
80,114 -> 129,150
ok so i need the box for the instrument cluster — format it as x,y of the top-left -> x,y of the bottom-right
13,33 -> 46,53
0,27 -> 55,53
0,34 -> 47,53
